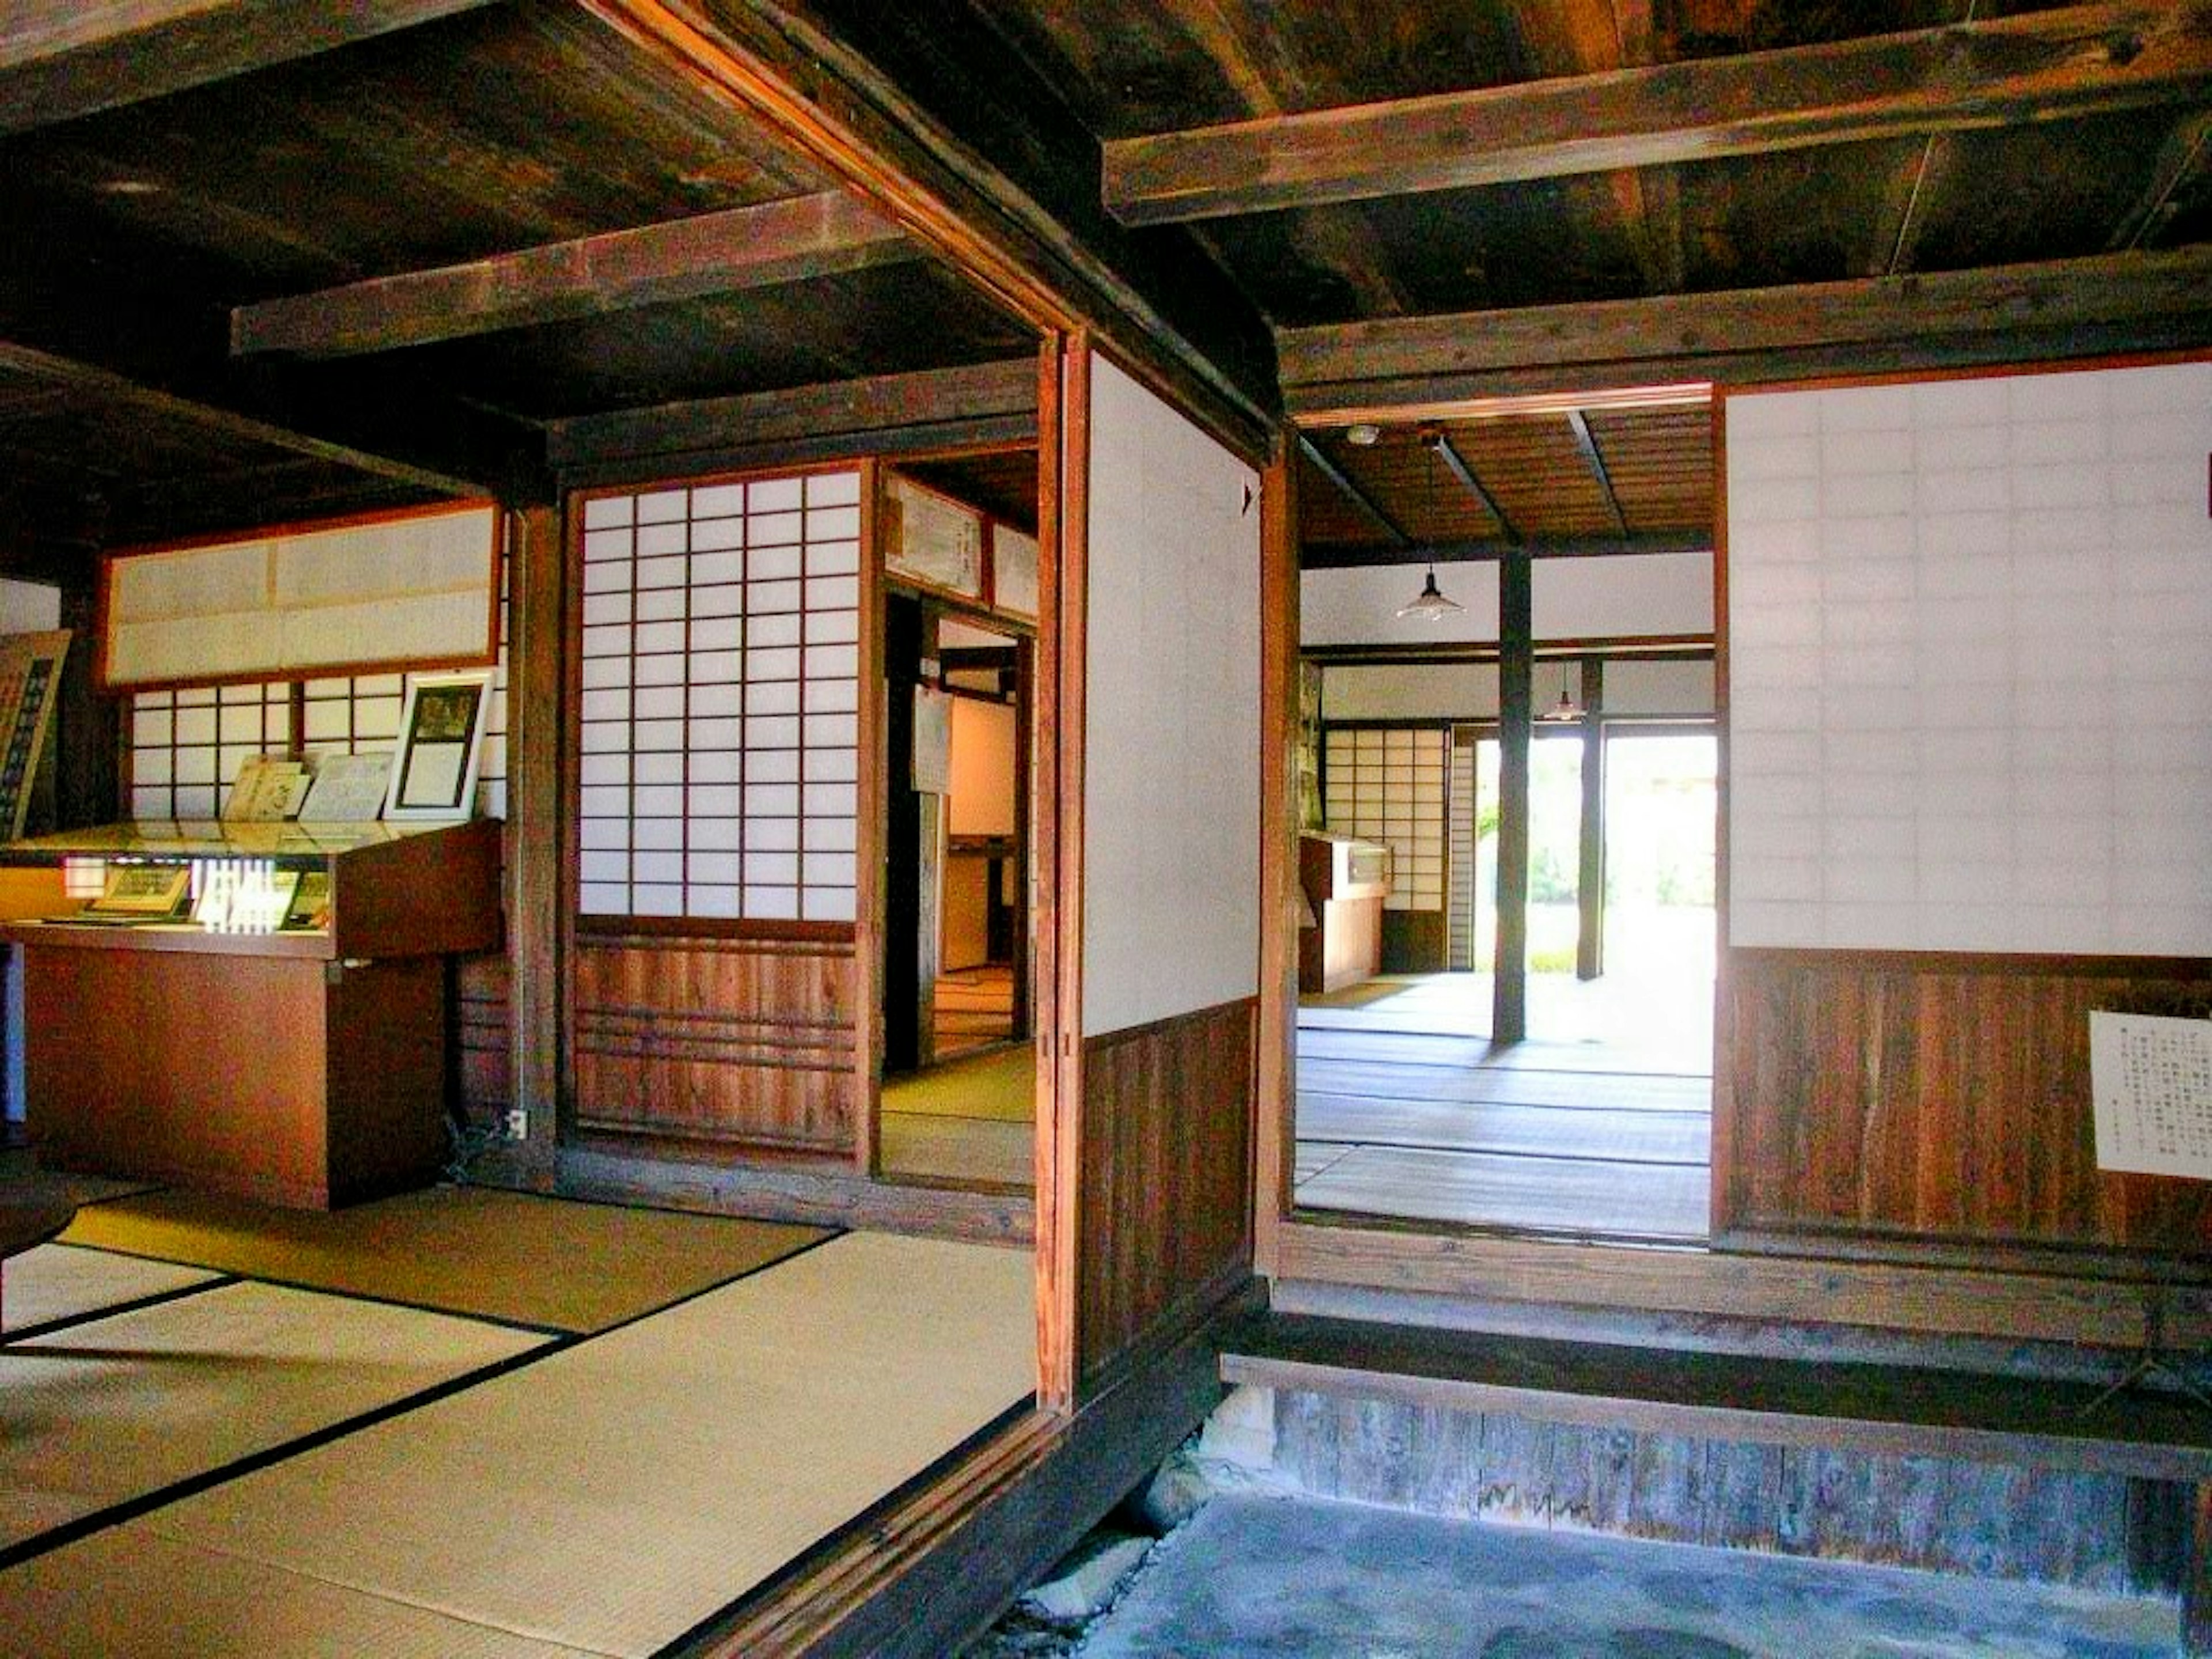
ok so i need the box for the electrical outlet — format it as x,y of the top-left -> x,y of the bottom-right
504,1108 -> 528,1141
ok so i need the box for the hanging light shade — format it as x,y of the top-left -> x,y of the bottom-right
1539,663 -> 1584,722
1396,563 -> 1462,621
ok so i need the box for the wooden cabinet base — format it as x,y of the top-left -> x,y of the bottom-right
24,945 -> 448,1210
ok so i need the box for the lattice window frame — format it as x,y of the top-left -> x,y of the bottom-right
571,464 -> 866,932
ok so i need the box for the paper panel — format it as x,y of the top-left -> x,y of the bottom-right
272,506 -> 497,607
108,541 -> 272,624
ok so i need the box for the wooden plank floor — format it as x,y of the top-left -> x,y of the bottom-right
1294,972 -> 1714,1243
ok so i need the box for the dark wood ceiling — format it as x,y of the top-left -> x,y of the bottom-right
0,1 -> 2205,578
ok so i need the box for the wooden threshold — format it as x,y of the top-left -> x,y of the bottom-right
1224,1310 -> 2212,1484
551,1142 -> 1033,1245
1274,1217 -> 2212,1351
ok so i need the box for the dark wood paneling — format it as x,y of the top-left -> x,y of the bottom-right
1720,949 -> 2212,1260
1380,910 -> 1446,976
1078,997 -> 1257,1386
454,951 -> 510,1127
571,934 -> 860,1159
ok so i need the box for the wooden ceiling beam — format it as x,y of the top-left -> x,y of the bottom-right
547,356 -> 1039,473
572,0 -> 1278,460
0,339 -> 488,502
1563,411 -> 1630,535
0,1 -> 500,136
1281,246 -> 2212,408
1302,532 -> 1710,569
232,192 -> 919,358
1103,2 -> 2212,224
1296,434 -> 1411,546
1421,427 -> 1520,544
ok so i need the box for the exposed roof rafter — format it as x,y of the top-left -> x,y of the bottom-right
232,193 -> 920,359
1103,2 -> 2212,224
0,1 -> 500,137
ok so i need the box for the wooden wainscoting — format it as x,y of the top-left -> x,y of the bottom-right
1720,949 -> 2212,1262
453,952 -> 511,1128
572,933 -> 861,1158
1079,995 -> 1257,1388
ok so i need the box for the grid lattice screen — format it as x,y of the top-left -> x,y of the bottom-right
127,682 -> 291,821
575,469 -> 862,924
1447,730 -> 1477,968
126,560 -> 511,822
1322,725 -> 1447,912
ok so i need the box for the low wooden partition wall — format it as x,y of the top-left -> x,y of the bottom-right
570,931 -> 861,1158
1078,997 -> 1257,1387
1719,950 -> 2212,1264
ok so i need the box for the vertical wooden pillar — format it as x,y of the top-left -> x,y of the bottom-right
1009,635 -> 1035,1042
1253,437 -> 1299,1277
882,593 -> 925,1075
1575,657 -> 1605,983
54,584 -> 118,832
1493,550 -> 1532,1045
506,503 -> 563,1185
2186,1481 -> 2212,1657
1033,332 -> 1089,1415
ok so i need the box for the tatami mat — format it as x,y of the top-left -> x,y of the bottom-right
2,1242 -> 224,1338
0,1529 -> 600,1658
880,1111 -> 1035,1187
63,1185 -> 829,1333
3,1232 -> 1035,1658
0,1281 -> 547,1553
881,1043 -> 1035,1122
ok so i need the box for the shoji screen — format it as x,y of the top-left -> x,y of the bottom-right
1727,361 -> 2212,954
575,470 -> 862,926
1320,725 -> 1447,914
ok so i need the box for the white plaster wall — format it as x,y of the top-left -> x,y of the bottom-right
1082,357 -> 1262,1035
1302,551 -> 1711,647
1320,658 -> 1713,722
0,579 -> 60,633
1726,362 -> 2212,955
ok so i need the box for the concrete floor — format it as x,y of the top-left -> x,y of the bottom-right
1077,1496 -> 2177,1659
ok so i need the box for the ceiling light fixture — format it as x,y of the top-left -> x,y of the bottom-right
1396,563 -> 1462,622
1344,422 -> 1382,446
1539,664 -> 1584,722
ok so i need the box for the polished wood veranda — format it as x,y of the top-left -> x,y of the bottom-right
1294,972 -> 1713,1243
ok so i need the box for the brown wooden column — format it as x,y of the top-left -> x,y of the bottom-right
505,503 -> 563,1184
1576,656 -> 1605,983
1254,436 -> 1299,1276
1493,550 -> 1531,1045
53,583 -> 118,832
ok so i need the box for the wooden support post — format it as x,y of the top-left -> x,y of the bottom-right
505,504 -> 562,1183
882,592 -> 926,1075
2187,1481 -> 2212,1657
1493,550 -> 1532,1046
53,584 -> 118,832
1575,657 -> 1605,983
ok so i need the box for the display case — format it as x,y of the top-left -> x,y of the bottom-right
0,818 -> 500,1209
1298,832 -> 1391,995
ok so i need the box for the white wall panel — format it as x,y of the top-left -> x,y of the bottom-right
1301,550 -> 1712,648
1321,658 -> 1713,722
1725,361 -> 2212,955
1082,357 -> 1262,1035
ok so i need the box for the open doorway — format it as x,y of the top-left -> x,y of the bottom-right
874,459 -> 1040,1193
1296,705 -> 1716,1241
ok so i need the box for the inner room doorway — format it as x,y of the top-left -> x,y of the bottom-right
876,454 -> 1040,1194
1296,710 -> 1717,1242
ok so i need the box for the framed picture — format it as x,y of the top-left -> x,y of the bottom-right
85,862 -> 190,918
384,668 -> 492,821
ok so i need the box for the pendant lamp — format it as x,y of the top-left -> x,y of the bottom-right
1396,564 -> 1462,621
